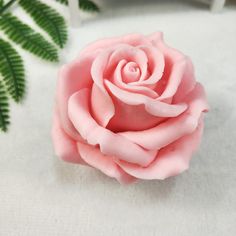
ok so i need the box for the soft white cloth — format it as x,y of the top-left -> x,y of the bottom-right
0,0 -> 236,235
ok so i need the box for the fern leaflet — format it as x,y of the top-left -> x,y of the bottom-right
80,0 -> 99,12
55,0 -> 99,12
0,38 -> 25,102
19,0 -> 67,48
0,13 -> 59,62
0,80 -> 10,132
55,0 -> 67,4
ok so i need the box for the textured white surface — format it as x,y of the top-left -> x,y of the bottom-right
0,0 -> 236,235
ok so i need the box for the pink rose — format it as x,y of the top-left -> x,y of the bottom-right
52,32 -> 208,184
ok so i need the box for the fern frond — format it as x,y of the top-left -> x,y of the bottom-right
0,0 -> 4,7
55,0 -> 67,5
0,80 -> 10,132
0,0 -> 17,15
0,39 -> 25,102
80,0 -> 99,12
55,0 -> 99,12
0,13 -> 59,62
19,0 -> 67,48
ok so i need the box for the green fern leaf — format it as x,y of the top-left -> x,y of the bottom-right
55,0 -> 99,12
80,0 -> 99,12
0,0 -> 4,8
0,38 -> 25,102
19,0 -> 67,48
0,80 -> 10,132
0,13 -> 59,62
0,0 -> 18,15
55,0 -> 67,5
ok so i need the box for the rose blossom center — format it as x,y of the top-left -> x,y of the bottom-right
122,62 -> 140,83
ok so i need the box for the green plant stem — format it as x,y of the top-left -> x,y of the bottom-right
0,0 -> 17,15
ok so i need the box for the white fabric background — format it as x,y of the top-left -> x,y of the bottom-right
0,0 -> 236,235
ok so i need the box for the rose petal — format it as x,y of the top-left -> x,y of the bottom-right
119,113 -> 198,151
130,45 -> 165,85
90,83 -> 115,127
68,89 -> 157,167
107,95 -> 166,132
148,32 -> 164,43
105,80 -> 187,117
78,142 -> 136,184
113,59 -> 158,98
80,33 -> 152,56
57,54 -> 95,140
90,49 -> 115,127
122,61 -> 140,83
173,57 -> 196,103
157,58 -> 187,101
106,45 -> 148,81
51,109 -> 86,164
118,83 -> 208,150
117,119 -> 204,180
148,32 -> 190,101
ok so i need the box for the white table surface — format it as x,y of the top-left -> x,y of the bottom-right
0,0 -> 236,235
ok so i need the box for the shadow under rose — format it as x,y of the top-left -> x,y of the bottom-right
52,154 -> 176,201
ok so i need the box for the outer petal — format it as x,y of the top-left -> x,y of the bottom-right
57,53 -> 95,140
117,118 -> 204,180
78,142 -> 136,184
118,83 -> 208,150
90,83 -> 115,127
148,32 -> 190,101
80,33 -> 152,56
90,49 -> 115,127
157,58 -> 187,100
51,108 -> 86,164
173,57 -> 196,103
105,80 -> 187,117
68,89 -> 157,167
148,32 -> 164,43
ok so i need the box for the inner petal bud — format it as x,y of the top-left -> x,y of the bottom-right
122,62 -> 140,83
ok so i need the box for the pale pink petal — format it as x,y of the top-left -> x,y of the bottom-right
157,58 -> 187,101
68,89 -> 157,167
119,113 -> 198,151
90,83 -> 115,127
91,49 -> 110,91
51,109 -> 86,164
78,142 -> 136,184
184,83 -> 209,112
148,32 -> 190,101
105,80 -> 187,117
107,94 -> 166,132
90,49 -> 115,127
148,32 -> 164,43
117,119 -> 204,180
106,45 -> 148,81
130,45 -> 165,85
118,83 -> 208,150
122,61 -> 140,83
113,59 -> 158,98
57,54 -> 95,140
173,57 -> 196,103
80,33 -> 152,56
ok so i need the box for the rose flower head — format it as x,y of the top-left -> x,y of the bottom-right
52,32 -> 209,184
